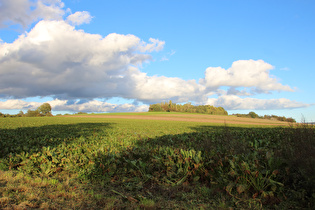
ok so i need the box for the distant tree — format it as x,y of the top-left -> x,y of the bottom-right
286,117 -> 296,123
277,116 -> 286,121
37,103 -> 52,116
167,100 -> 177,112
26,109 -> 41,117
149,104 -> 163,112
248,111 -> 259,118
76,112 -> 87,115
17,110 -> 24,117
236,113 -> 296,123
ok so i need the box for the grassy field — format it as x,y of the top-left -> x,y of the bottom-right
0,113 -> 314,209
71,112 -> 289,126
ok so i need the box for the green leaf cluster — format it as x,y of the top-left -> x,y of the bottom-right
149,100 -> 228,115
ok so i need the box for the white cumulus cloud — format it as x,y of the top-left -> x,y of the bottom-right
0,0 -> 308,112
66,11 -> 93,26
0,20 -> 166,100
207,95 -> 309,110
0,99 -> 41,110
200,59 -> 294,94
0,99 -> 149,113
0,0 -> 65,28
138,38 -> 165,52
127,67 -> 205,103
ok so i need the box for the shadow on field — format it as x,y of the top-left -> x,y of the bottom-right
0,123 -> 113,159
1,122 -> 314,209
88,124 -> 314,208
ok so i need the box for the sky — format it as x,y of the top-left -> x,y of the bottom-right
0,0 -> 314,122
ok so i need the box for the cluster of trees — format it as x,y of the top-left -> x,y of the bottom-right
0,112 -> 22,118
233,112 -> 296,123
0,103 -> 52,117
263,114 -> 296,122
149,101 -> 228,115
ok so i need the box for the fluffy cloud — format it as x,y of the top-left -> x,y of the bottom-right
51,99 -> 149,113
207,95 -> 309,110
0,0 -> 31,28
127,67 -> 205,103
0,20 -> 302,110
0,20 -> 303,110
0,17 -> 204,104
0,99 -> 41,110
0,0 -> 307,112
0,99 -> 149,113
139,38 -> 165,52
0,20 -> 165,100
66,11 -> 92,26
0,0 -> 65,28
200,60 -> 293,94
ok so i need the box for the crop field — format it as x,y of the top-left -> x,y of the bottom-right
0,113 -> 314,209
69,112 -> 289,126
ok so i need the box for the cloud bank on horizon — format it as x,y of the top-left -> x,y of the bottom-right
0,0 -> 310,113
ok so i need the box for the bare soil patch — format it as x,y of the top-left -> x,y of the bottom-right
68,113 -> 288,126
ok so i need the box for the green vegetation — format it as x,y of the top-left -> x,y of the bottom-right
36,103 -> 52,116
0,103 -> 53,118
149,100 -> 228,115
0,115 -> 314,209
233,111 -> 296,123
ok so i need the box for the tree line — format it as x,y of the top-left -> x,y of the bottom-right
233,111 -> 296,123
0,103 -> 52,117
148,101 -> 228,115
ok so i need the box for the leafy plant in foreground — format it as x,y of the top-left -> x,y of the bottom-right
0,117 -> 314,209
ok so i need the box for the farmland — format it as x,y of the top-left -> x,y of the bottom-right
0,113 -> 314,209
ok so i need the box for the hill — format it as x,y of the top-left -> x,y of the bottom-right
68,112 -> 288,126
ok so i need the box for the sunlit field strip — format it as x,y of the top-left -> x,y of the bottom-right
68,112 -> 288,126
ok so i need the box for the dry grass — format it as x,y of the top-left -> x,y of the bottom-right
0,171 -> 87,209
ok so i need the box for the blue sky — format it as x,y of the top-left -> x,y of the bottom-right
0,0 -> 314,122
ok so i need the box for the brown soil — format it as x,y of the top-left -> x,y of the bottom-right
67,113 -> 288,126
